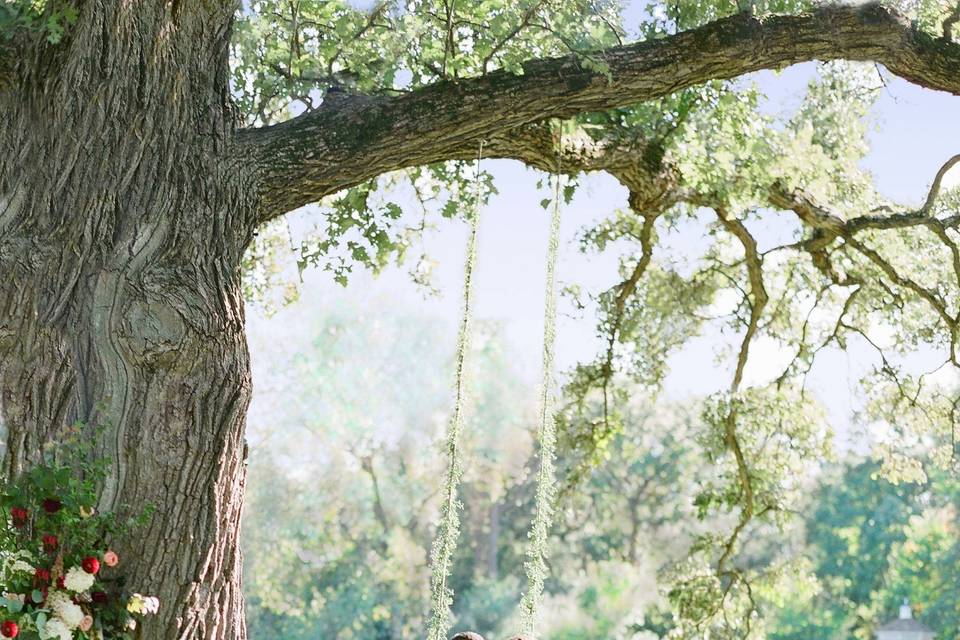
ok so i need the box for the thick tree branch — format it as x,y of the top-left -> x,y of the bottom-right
768,165 -> 960,237
240,2 -> 960,224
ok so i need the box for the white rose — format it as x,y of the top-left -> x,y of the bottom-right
144,596 -> 160,614
51,596 -> 85,629
40,618 -> 72,640
47,590 -> 87,628
64,566 -> 95,592
46,590 -> 72,612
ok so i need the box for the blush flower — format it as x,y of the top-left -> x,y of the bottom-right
103,550 -> 119,567
144,595 -> 160,614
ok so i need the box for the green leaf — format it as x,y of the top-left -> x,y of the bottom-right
36,611 -> 47,635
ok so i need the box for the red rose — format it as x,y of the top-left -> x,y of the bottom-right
56,576 -> 65,589
42,534 -> 57,553
10,507 -> 28,528
0,620 -> 18,638
81,557 -> 100,574
41,498 -> 62,514
91,591 -> 108,604
33,568 -> 51,586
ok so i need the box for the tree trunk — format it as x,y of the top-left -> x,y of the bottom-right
0,3 -> 255,638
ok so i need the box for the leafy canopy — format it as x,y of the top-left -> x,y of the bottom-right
232,0 -> 960,636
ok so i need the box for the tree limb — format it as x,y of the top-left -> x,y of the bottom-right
240,2 -> 960,224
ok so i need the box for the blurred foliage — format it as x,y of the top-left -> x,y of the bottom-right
243,302 -> 959,639
770,464 -> 960,640
0,0 -> 77,44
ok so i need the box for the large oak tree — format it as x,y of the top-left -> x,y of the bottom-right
0,0 -> 959,637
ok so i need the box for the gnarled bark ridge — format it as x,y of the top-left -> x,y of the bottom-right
1,2 -> 253,638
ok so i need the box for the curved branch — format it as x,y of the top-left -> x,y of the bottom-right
767,177 -> 960,362
240,2 -> 960,224
921,153 -> 960,214
712,207 -> 766,588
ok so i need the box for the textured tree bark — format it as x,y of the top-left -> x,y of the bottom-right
0,2 -> 254,638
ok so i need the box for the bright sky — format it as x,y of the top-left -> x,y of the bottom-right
247,18 -> 960,453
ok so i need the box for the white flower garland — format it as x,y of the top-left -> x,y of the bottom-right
519,133 -> 563,639
426,142 -> 486,640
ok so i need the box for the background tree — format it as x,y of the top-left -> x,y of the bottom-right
772,465 -> 960,640
241,296 -> 958,639
242,297 -> 718,639
1,0 -> 959,637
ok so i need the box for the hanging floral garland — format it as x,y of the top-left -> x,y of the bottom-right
426,142 -> 486,640
518,129 -> 563,639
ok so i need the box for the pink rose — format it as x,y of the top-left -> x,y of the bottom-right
103,550 -> 119,567
79,615 -> 93,632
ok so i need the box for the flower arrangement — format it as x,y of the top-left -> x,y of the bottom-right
0,427 -> 156,639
